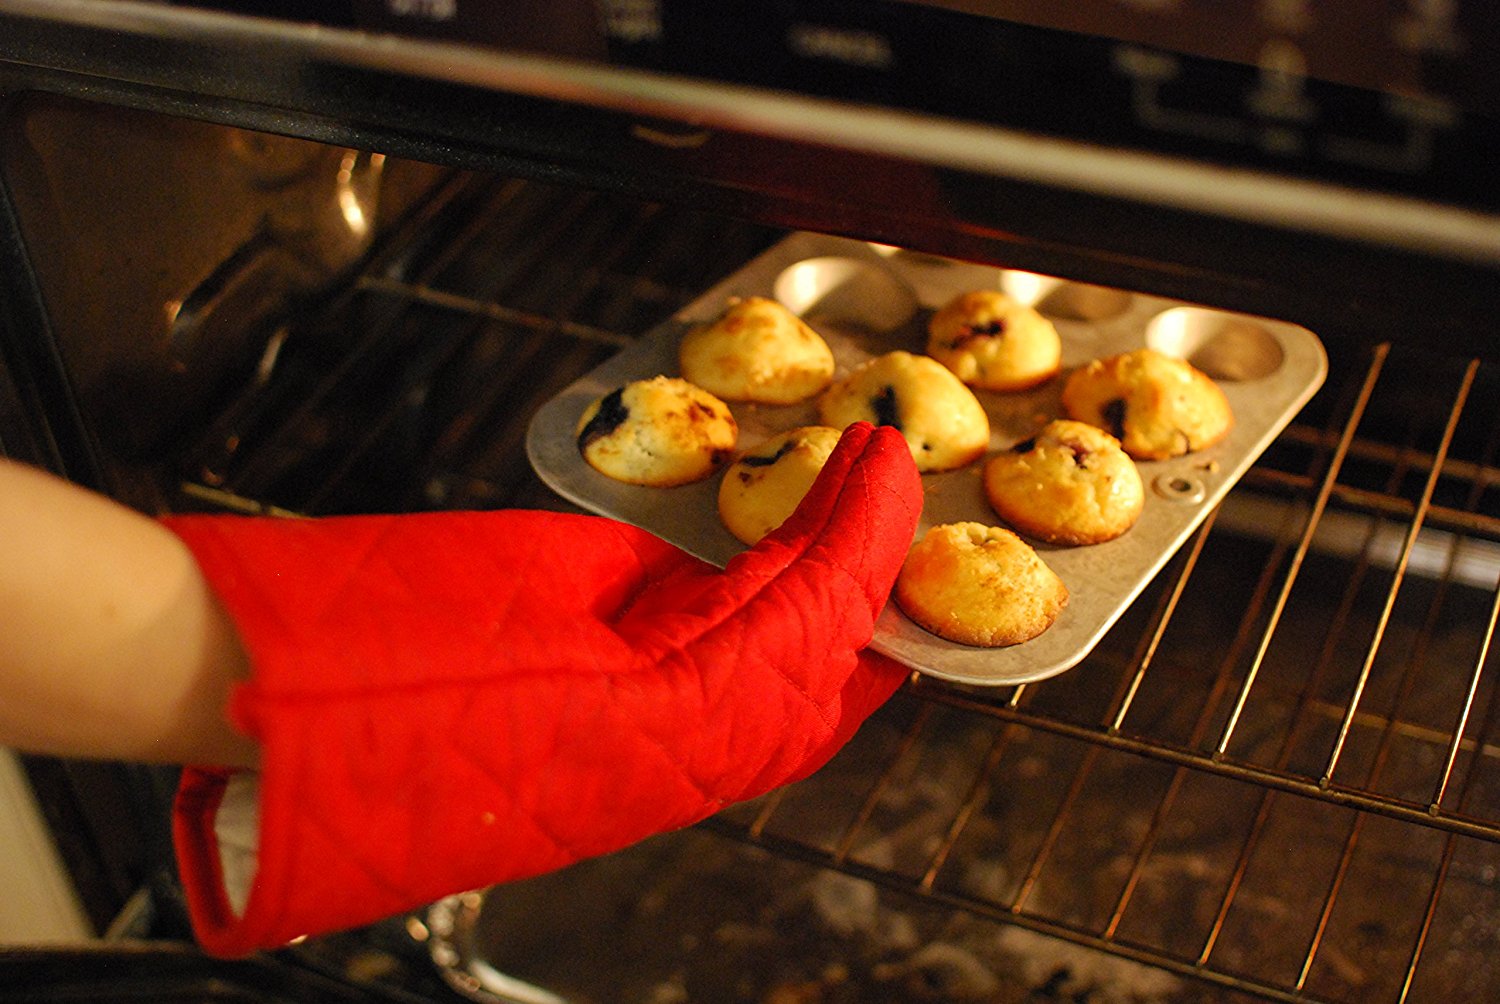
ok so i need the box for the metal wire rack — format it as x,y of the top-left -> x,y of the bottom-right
174,171 -> 1500,1003
704,341 -> 1500,1002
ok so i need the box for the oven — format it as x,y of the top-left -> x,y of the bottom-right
1,2 -> 1498,1002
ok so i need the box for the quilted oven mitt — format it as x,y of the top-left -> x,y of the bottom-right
165,422 -> 921,957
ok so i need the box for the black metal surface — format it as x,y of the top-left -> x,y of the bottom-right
0,179 -> 101,481
0,942 -> 443,1003
1,4 -> 1498,354
13,1 -> 1500,212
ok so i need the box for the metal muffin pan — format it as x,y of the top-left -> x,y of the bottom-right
527,233 -> 1326,686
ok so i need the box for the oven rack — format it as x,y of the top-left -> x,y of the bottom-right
711,340 -> 1500,1003
173,173 -> 1500,1003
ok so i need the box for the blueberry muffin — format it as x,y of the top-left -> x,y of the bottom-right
983,420 -> 1144,545
1061,348 -> 1233,461
926,289 -> 1062,392
818,351 -> 990,473
895,522 -> 1068,647
678,296 -> 837,404
576,376 -> 738,486
717,426 -> 842,545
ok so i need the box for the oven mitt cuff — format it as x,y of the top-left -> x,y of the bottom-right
165,422 -> 921,957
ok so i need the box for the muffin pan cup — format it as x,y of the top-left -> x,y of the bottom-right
527,233 -> 1327,686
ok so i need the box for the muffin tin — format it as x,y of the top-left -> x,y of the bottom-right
527,233 -> 1326,686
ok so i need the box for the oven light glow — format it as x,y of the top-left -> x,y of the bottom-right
337,190 -> 366,234
999,270 -> 1054,307
784,267 -> 825,311
336,150 -> 373,236
772,255 -> 918,331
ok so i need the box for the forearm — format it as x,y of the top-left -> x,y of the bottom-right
0,458 -> 258,767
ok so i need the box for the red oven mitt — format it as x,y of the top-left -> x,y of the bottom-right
165,422 -> 921,957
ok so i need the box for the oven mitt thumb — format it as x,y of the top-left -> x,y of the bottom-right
164,422 -> 921,957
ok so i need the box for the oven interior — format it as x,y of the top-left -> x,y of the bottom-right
2,90 -> 1499,1004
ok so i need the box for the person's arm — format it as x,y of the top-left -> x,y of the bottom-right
0,458 -> 258,768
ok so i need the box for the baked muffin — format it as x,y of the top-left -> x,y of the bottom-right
1062,348 -> 1233,460
818,351 -> 990,472
983,419 -> 1144,545
575,376 -> 737,486
717,426 -> 842,545
895,522 -> 1068,647
926,289 -> 1062,391
678,296 -> 836,404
